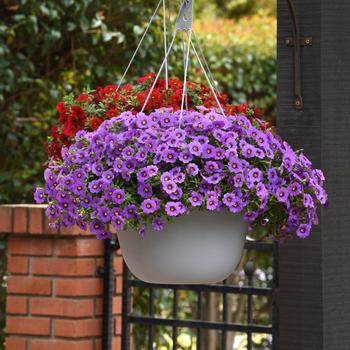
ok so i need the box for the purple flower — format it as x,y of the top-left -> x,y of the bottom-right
141,199 -> 158,214
174,172 -> 185,184
179,150 -> 193,164
202,144 -> 215,159
73,169 -> 87,181
34,188 -> 45,204
112,189 -> 125,204
289,182 -> 302,196
189,141 -> 202,156
123,204 -> 138,219
135,148 -> 148,161
137,167 -> 150,182
46,204 -> 60,220
139,226 -> 146,238
165,201 -> 181,216
243,211 -> 259,221
228,158 -> 242,173
205,161 -> 220,174
186,163 -> 199,176
111,215 -> 125,230
90,219 -> 105,235
223,193 -> 235,207
233,174 -> 244,188
113,159 -> 124,173
206,196 -> 219,211
214,148 -> 225,160
256,183 -> 268,200
161,172 -> 173,183
102,170 -> 114,182
275,187 -> 289,203
97,207 -> 111,223
89,180 -> 103,193
303,194 -> 315,208
169,188 -> 183,200
152,217 -> 165,231
296,224 -> 311,238
267,168 -> 279,184
163,149 -> 178,163
163,180 -> 178,194
228,197 -> 243,213
91,162 -> 104,176
241,142 -> 256,158
137,182 -> 153,198
248,168 -> 263,183
122,146 -> 135,159
188,191 -> 203,207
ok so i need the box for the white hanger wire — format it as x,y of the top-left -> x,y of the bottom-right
117,0 -> 163,91
162,0 -> 169,89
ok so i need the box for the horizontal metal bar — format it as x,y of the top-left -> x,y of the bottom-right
128,280 -> 273,296
127,315 -> 273,334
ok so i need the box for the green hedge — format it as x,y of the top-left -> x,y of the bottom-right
0,1 -> 275,204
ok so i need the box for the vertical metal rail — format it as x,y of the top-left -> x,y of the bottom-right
148,287 -> 155,350
272,242 -> 279,350
196,291 -> 202,349
102,238 -> 118,350
221,279 -> 228,350
172,287 -> 178,350
121,262 -> 131,350
245,260 -> 254,350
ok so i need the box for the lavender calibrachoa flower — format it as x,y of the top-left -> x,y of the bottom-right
35,108 -> 328,241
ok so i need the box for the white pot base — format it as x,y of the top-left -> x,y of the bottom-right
117,210 -> 248,284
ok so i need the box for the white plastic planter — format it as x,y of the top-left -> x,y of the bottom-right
117,210 -> 248,284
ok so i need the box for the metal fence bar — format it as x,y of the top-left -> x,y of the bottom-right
126,315 -> 273,333
148,287 -> 154,350
127,280 -> 273,296
221,279 -> 228,350
172,287 -> 178,350
121,262 -> 131,350
196,291 -> 202,349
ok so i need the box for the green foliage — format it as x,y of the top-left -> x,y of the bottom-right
214,0 -> 276,18
0,1 -> 276,207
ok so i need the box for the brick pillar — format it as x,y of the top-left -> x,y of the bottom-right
0,204 -> 122,350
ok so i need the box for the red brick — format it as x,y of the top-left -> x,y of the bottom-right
7,316 -> 50,336
32,257 -> 95,276
5,337 -> 26,350
32,298 -> 94,318
13,207 -> 28,233
7,256 -> 28,274
29,339 -> 93,350
114,256 -> 123,275
114,316 -> 122,335
54,319 -> 102,338
29,206 -> 44,234
115,275 -> 123,294
0,206 -> 13,233
8,238 -> 52,256
6,296 -> 28,315
7,276 -> 51,295
55,239 -> 104,257
60,225 -> 90,236
56,278 -> 103,296
113,337 -> 121,349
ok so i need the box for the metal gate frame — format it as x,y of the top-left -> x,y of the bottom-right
120,241 -> 279,350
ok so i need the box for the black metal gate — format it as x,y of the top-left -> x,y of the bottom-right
120,241 -> 278,350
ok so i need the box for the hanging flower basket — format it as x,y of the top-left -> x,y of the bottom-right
35,106 -> 327,284
35,0 -> 327,284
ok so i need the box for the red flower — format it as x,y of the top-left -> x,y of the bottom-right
56,102 -> 66,113
89,117 -> 103,130
76,93 -> 89,103
137,73 -> 156,84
